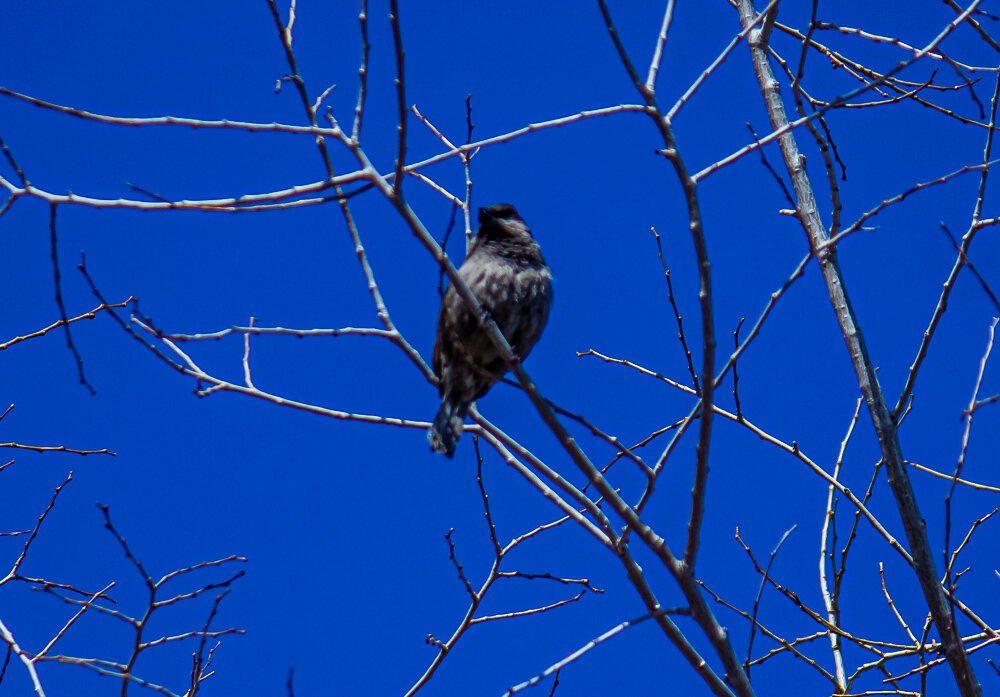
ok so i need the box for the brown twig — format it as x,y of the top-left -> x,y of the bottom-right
744,525 -> 796,679
0,299 -> 133,351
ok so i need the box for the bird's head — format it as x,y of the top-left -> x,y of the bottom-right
477,204 -> 532,242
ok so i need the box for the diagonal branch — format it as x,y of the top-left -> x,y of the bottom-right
735,1 -> 983,694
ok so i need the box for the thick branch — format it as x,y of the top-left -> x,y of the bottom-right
735,2 -> 982,695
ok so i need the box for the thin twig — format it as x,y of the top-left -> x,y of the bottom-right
939,223 -> 1000,313
389,0 -> 406,196
744,525 -> 796,678
893,62 -> 1000,419
732,318 -> 745,420
652,227 -> 700,393
49,204 -> 94,394
474,436 -> 502,559
503,608 -> 690,696
0,299 -> 133,351
819,397 -> 862,691
644,1 -> 677,92
351,0 -> 369,142
0,133 -> 28,186
945,317 -> 998,590
9,472 -> 73,579
736,1 -> 985,692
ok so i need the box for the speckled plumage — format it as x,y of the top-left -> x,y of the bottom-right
429,204 -> 553,457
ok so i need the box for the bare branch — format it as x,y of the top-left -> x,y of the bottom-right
736,1 -> 985,692
389,0 -> 407,196
504,608 -> 691,696
0,299 -> 132,351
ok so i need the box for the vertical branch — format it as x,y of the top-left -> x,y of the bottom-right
187,590 -> 228,697
265,0 -> 335,180
593,0 -> 719,578
758,0 -> 778,46
473,436 -> 503,559
463,94 -> 475,252
735,2 -> 982,694
819,398 -> 861,691
49,204 -> 95,395
945,317 -> 998,589
653,227 -> 701,393
789,0 -> 844,236
593,5 -> 765,696
242,317 -> 256,389
732,318 -> 745,420
284,0 -> 297,42
970,70 -> 1000,227
644,0 -> 677,91
437,205 -> 461,299
671,80 -> 714,578
351,0 -> 369,143
791,1 -> 817,96
389,0 -> 407,197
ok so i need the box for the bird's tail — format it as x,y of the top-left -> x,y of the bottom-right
428,399 -> 467,457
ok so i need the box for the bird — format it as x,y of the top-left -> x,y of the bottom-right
428,204 -> 553,457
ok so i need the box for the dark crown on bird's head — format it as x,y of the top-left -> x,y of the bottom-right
477,204 -> 532,243
479,203 -> 522,224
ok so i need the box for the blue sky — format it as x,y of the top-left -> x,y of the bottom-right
2,2 -> 999,696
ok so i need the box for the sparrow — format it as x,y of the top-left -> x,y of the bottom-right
428,204 -> 553,457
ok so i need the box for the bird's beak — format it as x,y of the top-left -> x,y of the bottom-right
478,207 -> 493,223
